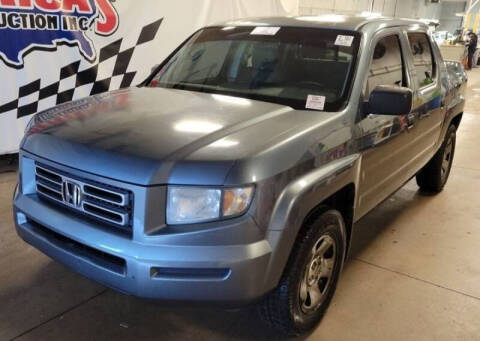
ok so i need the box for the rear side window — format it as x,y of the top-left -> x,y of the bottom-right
407,33 -> 435,88
366,35 -> 406,97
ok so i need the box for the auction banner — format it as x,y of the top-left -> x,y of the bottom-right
0,0 -> 295,155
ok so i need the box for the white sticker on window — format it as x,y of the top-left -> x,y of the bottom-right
250,26 -> 281,36
306,95 -> 326,111
335,35 -> 355,47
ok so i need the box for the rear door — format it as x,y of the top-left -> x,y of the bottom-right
402,30 -> 445,170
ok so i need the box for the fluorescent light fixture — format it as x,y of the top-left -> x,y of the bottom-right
456,13 -> 465,17
419,18 -> 439,24
229,21 -> 268,26
359,11 -> 382,18
297,14 -> 346,23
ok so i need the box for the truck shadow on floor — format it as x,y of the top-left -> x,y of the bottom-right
348,181 -> 427,260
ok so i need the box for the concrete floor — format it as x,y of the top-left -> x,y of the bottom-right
2,71 -> 480,341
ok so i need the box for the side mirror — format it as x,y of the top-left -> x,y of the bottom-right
367,85 -> 413,115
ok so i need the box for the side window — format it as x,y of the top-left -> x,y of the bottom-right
366,35 -> 406,97
407,32 -> 435,87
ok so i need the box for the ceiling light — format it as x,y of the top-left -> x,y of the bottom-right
296,14 -> 346,23
359,11 -> 382,18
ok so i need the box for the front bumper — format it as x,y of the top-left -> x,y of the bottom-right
13,158 -> 273,304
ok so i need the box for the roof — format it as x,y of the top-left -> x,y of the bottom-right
214,15 -> 428,32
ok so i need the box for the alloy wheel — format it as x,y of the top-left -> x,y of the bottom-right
299,233 -> 337,314
441,136 -> 454,182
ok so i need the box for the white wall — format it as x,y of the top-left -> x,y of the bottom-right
438,1 -> 466,32
281,0 -> 300,14
299,0 -> 443,19
299,0 -> 369,15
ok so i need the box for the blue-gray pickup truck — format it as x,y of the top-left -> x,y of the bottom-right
14,15 -> 465,335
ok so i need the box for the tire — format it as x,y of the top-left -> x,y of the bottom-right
258,208 -> 347,336
416,125 -> 456,193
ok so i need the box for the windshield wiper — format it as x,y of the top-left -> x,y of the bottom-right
169,82 -> 214,93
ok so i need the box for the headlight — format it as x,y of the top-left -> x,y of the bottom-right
166,186 -> 254,225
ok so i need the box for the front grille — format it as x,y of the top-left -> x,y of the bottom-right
35,163 -> 133,232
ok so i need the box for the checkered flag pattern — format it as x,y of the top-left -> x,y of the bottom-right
0,18 -> 163,119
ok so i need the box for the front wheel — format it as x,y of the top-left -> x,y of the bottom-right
258,209 -> 347,336
416,125 -> 456,193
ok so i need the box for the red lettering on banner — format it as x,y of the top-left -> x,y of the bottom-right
0,0 -> 32,7
35,0 -> 61,11
62,0 -> 92,12
0,0 -> 119,35
95,0 -> 118,35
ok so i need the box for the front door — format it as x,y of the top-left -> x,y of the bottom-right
355,29 -> 418,219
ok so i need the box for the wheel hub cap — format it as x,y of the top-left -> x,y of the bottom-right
441,137 -> 454,181
300,233 -> 336,314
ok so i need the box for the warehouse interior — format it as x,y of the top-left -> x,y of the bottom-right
1,0 -> 480,340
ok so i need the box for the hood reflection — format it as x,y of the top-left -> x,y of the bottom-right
174,120 -> 223,134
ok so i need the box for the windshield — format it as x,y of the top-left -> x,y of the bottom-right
148,26 -> 361,111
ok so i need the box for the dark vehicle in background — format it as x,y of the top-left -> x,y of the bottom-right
14,16 -> 465,335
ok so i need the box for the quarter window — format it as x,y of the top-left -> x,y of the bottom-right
366,35 -> 406,97
407,33 -> 435,87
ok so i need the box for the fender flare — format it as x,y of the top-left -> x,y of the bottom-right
261,154 -> 361,292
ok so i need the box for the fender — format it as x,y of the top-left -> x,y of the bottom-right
435,93 -> 464,153
435,56 -> 465,151
260,154 -> 361,292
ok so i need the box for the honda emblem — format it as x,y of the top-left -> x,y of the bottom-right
62,181 -> 82,208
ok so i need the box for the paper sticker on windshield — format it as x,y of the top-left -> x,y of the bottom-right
306,95 -> 326,111
250,27 -> 281,36
335,35 -> 355,47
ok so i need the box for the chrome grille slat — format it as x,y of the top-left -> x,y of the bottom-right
36,184 -> 63,201
36,178 -> 62,192
34,163 -> 132,231
82,184 -> 127,206
36,183 -> 63,195
36,173 -> 62,187
83,201 -> 129,226
36,165 -> 62,182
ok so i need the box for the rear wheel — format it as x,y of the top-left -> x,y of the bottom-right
258,209 -> 346,336
416,125 -> 456,193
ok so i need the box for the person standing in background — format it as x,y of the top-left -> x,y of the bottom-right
474,32 -> 480,68
467,32 -> 478,70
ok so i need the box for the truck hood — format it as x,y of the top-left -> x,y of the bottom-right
22,87 -> 294,186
